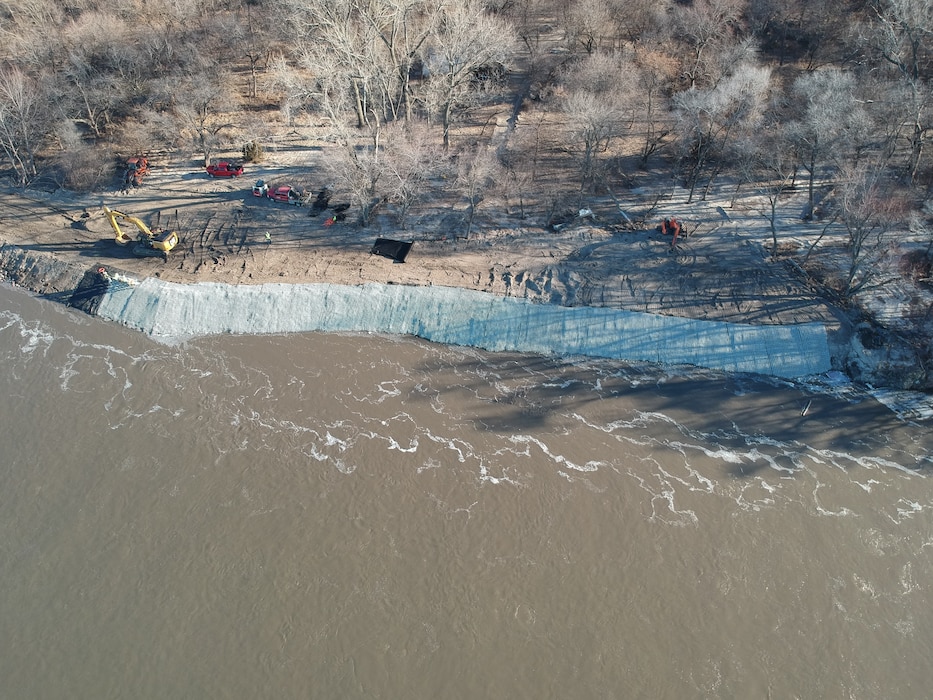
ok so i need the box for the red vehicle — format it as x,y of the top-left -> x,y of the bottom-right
206,160 -> 244,178
267,185 -> 303,205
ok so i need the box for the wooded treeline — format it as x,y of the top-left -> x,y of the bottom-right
1,0 -> 933,298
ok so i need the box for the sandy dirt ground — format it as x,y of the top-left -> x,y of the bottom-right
0,144 -> 852,338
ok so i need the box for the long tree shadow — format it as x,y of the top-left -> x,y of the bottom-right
13,238 -> 143,259
410,349 -> 929,477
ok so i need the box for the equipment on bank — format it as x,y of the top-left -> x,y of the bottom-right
658,217 -> 682,246
253,180 -> 304,205
103,206 -> 178,260
370,238 -> 413,263
123,156 -> 150,188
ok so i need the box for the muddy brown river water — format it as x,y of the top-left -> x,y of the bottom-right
2,284 -> 932,699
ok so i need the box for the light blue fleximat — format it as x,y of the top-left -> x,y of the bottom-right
96,279 -> 832,378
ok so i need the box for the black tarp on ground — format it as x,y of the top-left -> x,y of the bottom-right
371,238 -> 413,263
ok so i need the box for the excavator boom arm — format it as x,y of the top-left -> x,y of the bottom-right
104,206 -> 134,245
121,215 -> 153,237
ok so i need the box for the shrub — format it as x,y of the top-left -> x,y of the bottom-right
47,142 -> 115,193
242,140 -> 264,163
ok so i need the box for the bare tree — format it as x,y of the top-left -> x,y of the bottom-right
0,67 -> 53,185
559,52 -> 634,188
114,111 -> 178,158
836,164 -> 907,299
789,68 -> 871,218
868,0 -> 933,81
277,46 -> 350,128
673,0 -> 745,87
563,0 -> 614,54
56,12 -> 139,138
499,108 -> 547,218
48,122 -> 114,191
455,142 -> 502,236
673,59 -> 773,201
61,61 -> 124,139
422,0 -> 517,148
0,0 -> 65,71
748,0 -> 854,68
361,0 -> 441,122
322,117 -> 450,227
323,120 -> 387,226
735,124 -> 799,256
865,0 -> 933,182
160,72 -> 241,165
630,46 -> 679,166
286,0 -> 440,127
606,0 -> 674,46
380,119 -> 449,227
242,4 -> 279,101
287,0 -> 385,128
193,6 -> 279,101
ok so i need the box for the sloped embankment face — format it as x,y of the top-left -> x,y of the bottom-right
0,242 -> 112,315
0,243 -> 88,294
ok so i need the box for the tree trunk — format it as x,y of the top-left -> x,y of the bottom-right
353,78 -> 368,129
805,152 -> 816,220
443,101 -> 453,150
769,195 -> 778,256
907,120 -> 925,184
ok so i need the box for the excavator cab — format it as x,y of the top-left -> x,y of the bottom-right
146,228 -> 179,252
103,206 -> 178,259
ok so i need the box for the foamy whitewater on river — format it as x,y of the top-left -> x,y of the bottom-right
2,284 -> 932,699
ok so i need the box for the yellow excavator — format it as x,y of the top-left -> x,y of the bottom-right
103,206 -> 178,260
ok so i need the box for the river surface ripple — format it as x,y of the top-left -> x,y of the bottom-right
1,285 -> 932,699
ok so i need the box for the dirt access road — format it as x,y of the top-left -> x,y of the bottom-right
0,149 -> 846,336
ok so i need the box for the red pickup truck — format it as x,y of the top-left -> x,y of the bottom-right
206,160 -> 244,177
